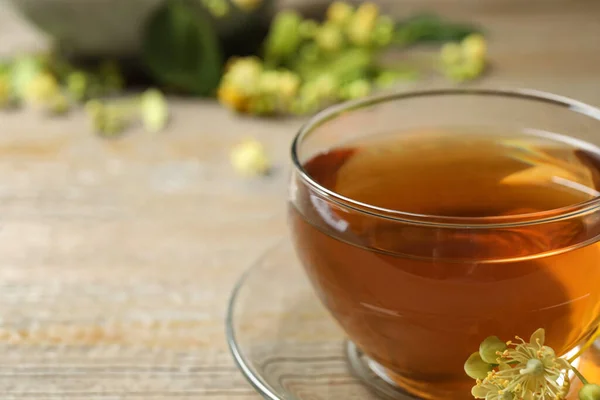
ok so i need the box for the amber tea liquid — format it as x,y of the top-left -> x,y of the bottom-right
290,129 -> 600,399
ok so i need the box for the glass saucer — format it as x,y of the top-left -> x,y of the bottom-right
225,240 -> 417,400
226,240 -> 600,400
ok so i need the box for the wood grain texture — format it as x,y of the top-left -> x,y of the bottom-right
0,0 -> 599,398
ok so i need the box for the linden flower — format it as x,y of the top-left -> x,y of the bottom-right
471,379 -> 514,400
230,138 -> 270,177
471,329 -> 571,400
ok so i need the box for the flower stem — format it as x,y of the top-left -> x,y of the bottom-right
568,329 -> 600,364
570,365 -> 589,385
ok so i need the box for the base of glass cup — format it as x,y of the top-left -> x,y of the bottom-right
345,341 -> 419,400
347,340 -> 479,399
345,341 -> 476,399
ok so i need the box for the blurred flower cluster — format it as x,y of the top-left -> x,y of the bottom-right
218,1 -> 487,116
0,53 -> 168,136
0,0 -> 487,145
440,33 -> 487,81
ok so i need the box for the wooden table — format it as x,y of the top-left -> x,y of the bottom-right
0,1 -> 599,398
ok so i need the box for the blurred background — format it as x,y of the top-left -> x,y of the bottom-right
2,0 -> 599,117
3,0 -> 600,97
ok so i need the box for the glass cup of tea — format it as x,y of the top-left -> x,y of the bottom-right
288,89 -> 600,399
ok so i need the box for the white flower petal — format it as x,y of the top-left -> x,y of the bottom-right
529,328 -> 545,347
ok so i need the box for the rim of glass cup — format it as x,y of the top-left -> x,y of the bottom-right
291,87 -> 600,228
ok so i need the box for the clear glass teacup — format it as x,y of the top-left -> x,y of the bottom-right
288,89 -> 600,399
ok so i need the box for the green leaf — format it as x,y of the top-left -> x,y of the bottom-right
394,13 -> 481,45
142,0 -> 223,96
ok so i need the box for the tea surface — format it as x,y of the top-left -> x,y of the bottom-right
307,129 -> 600,217
290,129 -> 600,399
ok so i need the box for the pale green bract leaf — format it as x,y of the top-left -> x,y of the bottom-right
141,89 -> 169,133
464,352 -> 492,380
471,384 -> 489,399
479,336 -> 507,364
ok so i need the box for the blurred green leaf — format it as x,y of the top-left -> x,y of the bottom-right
394,13 -> 481,45
142,0 -> 223,96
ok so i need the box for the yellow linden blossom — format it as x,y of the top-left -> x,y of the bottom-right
140,88 -> 169,133
462,33 -> 487,60
346,2 -> 379,46
218,56 -> 301,115
24,72 -> 60,106
327,1 -> 354,25
471,329 -> 571,400
440,33 -> 488,82
471,379 -> 513,400
230,138 -> 270,177
218,57 -> 263,113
